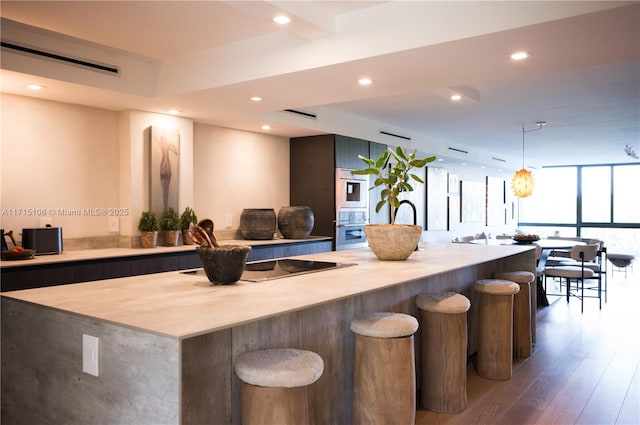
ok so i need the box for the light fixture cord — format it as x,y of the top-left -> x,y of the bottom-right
521,122 -> 545,169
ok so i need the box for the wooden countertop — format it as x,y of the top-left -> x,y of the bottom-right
1,243 -> 533,339
0,236 -> 332,268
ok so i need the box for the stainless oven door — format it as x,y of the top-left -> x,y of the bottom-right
336,168 -> 368,209
335,224 -> 368,250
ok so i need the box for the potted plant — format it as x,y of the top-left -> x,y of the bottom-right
179,207 -> 198,245
160,207 -> 181,246
138,211 -> 159,248
352,146 -> 436,260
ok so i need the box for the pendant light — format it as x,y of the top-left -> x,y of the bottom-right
511,121 -> 545,198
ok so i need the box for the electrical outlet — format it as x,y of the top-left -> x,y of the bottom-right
108,216 -> 119,233
225,213 -> 232,228
82,334 -> 99,377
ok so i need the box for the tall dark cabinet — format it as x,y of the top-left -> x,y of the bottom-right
290,134 -> 388,248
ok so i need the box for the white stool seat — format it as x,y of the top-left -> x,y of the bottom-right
494,271 -> 535,284
235,348 -> 324,388
350,312 -> 418,338
474,279 -> 520,295
416,292 -> 470,314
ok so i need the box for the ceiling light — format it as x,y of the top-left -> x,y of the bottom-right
510,51 -> 529,61
450,94 -> 462,101
512,122 -> 546,198
168,109 -> 181,115
27,84 -> 43,90
358,78 -> 373,86
273,15 -> 291,25
261,125 -> 271,130
250,96 -> 263,102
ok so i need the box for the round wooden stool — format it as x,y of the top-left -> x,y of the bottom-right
474,279 -> 520,380
416,292 -> 471,413
234,348 -> 324,425
350,312 -> 419,425
494,270 -> 535,358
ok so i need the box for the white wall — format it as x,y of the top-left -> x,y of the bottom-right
1,94 -> 119,239
193,123 -> 289,235
0,94 -> 289,247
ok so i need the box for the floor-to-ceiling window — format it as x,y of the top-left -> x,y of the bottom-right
518,163 -> 640,254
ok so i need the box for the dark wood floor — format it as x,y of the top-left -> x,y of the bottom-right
415,267 -> 639,425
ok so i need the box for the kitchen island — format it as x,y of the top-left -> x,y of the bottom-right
1,242 -> 535,425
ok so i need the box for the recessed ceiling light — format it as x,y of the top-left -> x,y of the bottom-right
358,78 -> 373,86
250,96 -> 263,102
273,15 -> 291,25
450,94 -> 462,101
27,84 -> 43,90
261,125 -> 271,130
510,51 -> 529,61
168,109 -> 181,115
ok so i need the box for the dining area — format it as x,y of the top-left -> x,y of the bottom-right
466,234 -> 608,312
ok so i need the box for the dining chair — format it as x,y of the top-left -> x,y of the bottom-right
557,240 -> 607,303
544,243 -> 602,312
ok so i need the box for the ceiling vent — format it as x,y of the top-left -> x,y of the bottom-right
492,157 -> 506,163
282,109 -> 317,119
379,130 -> 411,142
448,147 -> 468,154
0,41 -> 120,75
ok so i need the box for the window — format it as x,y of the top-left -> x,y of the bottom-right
520,167 -> 576,224
581,166 -> 611,222
613,165 -> 640,223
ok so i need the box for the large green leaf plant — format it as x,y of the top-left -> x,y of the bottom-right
352,146 -> 436,225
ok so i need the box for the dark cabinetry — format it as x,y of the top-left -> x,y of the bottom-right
335,135 -> 370,169
0,239 -> 331,292
290,134 -> 388,243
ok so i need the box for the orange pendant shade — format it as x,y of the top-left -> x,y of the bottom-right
511,168 -> 534,198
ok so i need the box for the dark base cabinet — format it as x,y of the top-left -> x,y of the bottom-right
0,240 -> 331,292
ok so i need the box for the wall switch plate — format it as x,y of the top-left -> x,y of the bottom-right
108,216 -> 119,233
225,213 -> 232,228
82,334 -> 99,377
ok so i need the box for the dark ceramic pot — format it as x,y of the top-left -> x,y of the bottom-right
197,245 -> 251,284
277,206 -> 314,239
239,209 -> 276,240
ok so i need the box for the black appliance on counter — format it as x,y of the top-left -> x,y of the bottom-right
22,227 -> 63,254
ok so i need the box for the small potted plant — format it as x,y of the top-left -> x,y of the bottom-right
138,211 -> 159,248
352,146 -> 436,260
160,207 -> 181,246
179,207 -> 198,245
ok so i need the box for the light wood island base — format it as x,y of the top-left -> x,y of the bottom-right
1,243 -> 535,424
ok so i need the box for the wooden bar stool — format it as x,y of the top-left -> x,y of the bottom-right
351,312 -> 419,425
416,292 -> 471,413
494,270 -> 535,358
474,279 -> 520,380
234,348 -> 324,425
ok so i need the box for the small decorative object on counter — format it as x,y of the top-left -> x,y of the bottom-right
277,206 -> 314,239
179,207 -> 198,245
239,209 -> 276,240
160,207 -> 181,246
138,211 -> 159,248
189,219 -> 251,284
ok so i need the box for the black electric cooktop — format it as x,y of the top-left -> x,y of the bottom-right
184,258 -> 356,282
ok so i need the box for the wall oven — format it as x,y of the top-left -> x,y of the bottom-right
336,168 -> 368,210
335,209 -> 368,250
